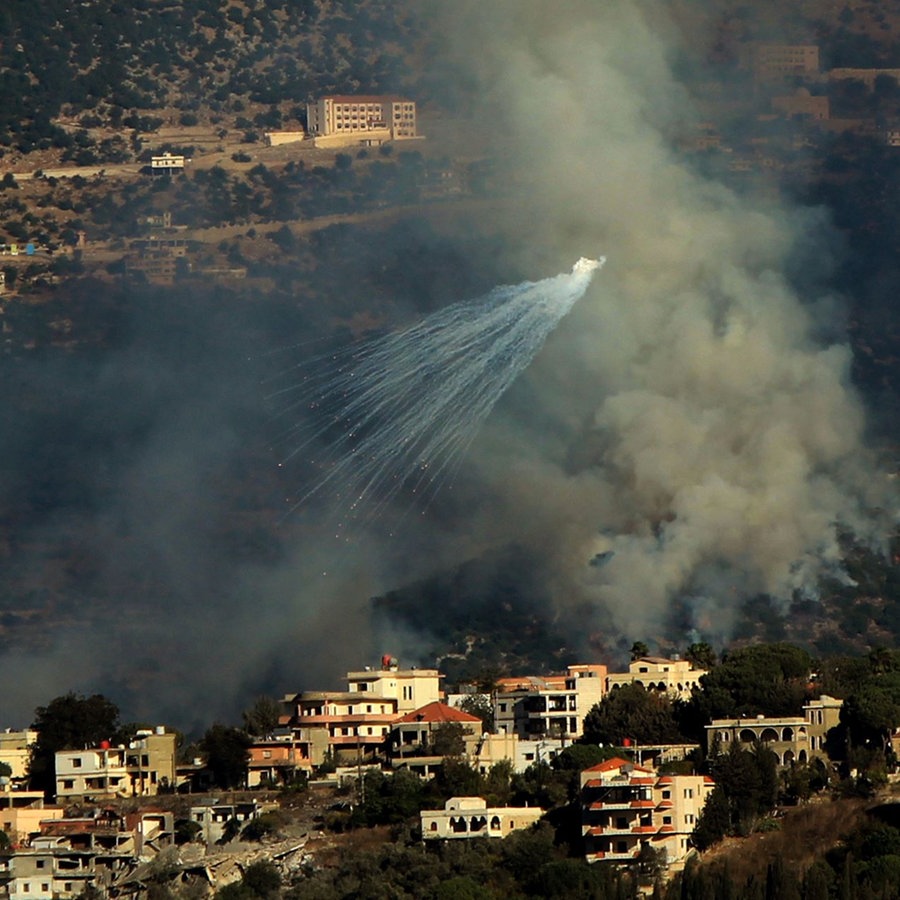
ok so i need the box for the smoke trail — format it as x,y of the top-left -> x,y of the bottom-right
270,257 -> 604,523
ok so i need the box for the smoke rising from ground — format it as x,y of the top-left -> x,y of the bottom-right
429,1 -> 892,641
0,2 -> 894,729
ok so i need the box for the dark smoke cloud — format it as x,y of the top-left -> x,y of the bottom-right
1,2 -> 895,730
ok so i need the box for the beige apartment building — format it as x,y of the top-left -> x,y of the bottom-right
285,659 -> 443,765
706,695 -> 843,766
306,95 -> 418,147
606,657 -> 706,701
581,758 -> 714,866
0,731 -> 38,784
494,663 -> 607,741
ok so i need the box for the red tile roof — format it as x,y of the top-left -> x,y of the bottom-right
396,702 -> 481,724
582,757 -> 655,774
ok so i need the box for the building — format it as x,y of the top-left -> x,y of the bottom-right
287,691 -> 399,766
829,68 -> 900,90
346,658 -> 443,713
125,728 -> 177,795
392,702 -> 482,755
55,730 -> 177,800
247,735 -> 313,788
494,664 -> 607,741
283,659 -> 444,765
0,731 -> 38,784
264,131 -> 305,146
55,747 -> 129,801
190,800 -> 262,845
747,44 -> 819,81
421,797 -> 543,841
0,789 -> 63,847
580,758 -> 714,866
150,152 -> 185,173
706,695 -> 842,766
1,809 -> 170,897
772,89 -> 829,120
387,702 -> 482,778
606,657 -> 706,701
306,96 -> 419,148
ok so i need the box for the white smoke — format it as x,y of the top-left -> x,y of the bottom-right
429,1 -> 894,638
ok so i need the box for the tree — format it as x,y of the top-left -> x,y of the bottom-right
241,696 -> 280,737
692,783 -> 730,850
630,641 -> 649,661
199,724 -> 251,790
582,683 -> 685,746
709,741 -> 779,836
459,694 -> 494,733
29,693 -> 123,794
430,722 -> 466,758
685,642 -> 717,670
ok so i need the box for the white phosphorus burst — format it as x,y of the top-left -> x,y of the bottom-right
270,257 -> 605,523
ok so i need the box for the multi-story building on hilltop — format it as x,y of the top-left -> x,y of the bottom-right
493,663 -> 607,741
606,656 -> 706,701
581,758 -> 714,866
306,96 -> 419,147
284,658 -> 443,765
706,694 -> 843,766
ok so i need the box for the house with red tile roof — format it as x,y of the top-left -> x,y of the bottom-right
389,702 -> 482,777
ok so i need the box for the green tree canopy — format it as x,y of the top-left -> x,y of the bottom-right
682,643 -> 813,735
29,692 -> 124,794
241,696 -> 281,738
582,683 -> 686,746
200,724 -> 251,790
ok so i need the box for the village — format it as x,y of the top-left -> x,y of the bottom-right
0,646 -> 863,898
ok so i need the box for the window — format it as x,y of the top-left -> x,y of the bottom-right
36,861 -> 45,870
684,788 -> 693,799
662,790 -> 671,799
72,758 -> 82,768
499,703 -> 507,713
62,780 -> 74,790
263,751 -> 271,759
663,816 -> 672,825
367,705 -> 372,713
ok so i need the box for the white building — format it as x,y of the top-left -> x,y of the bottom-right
421,797 -> 543,841
55,747 -> 129,800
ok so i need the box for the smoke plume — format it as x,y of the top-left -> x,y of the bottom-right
425,0 -> 892,641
